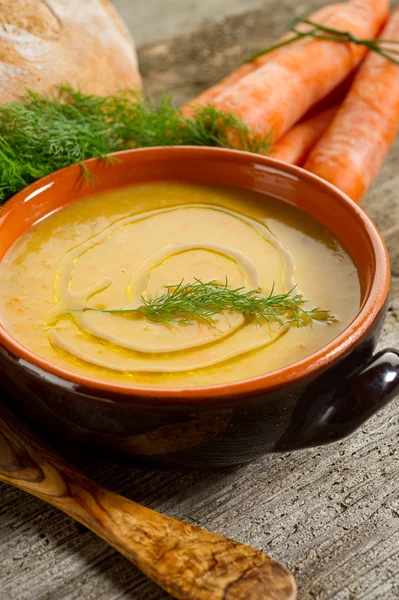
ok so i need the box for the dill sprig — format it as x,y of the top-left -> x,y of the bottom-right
245,17 -> 399,65
91,278 -> 335,327
0,87 -> 271,204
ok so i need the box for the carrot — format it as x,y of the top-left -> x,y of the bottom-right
184,3 -> 345,113
303,71 -> 355,120
304,7 -> 399,203
211,0 -> 389,142
271,106 -> 338,166
271,71 -> 356,165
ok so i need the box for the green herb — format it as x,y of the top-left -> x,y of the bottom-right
245,17 -> 399,65
0,87 -> 271,204
85,278 -> 335,327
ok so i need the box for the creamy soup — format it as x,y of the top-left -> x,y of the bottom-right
0,183 -> 360,388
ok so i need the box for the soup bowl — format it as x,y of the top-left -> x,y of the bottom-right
0,147 -> 398,468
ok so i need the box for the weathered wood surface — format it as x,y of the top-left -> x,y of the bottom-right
0,404 -> 296,600
1,1 -> 398,599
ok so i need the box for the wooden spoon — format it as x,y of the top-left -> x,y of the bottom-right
0,401 -> 296,600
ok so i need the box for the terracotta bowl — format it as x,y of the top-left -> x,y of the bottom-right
0,147 -> 398,468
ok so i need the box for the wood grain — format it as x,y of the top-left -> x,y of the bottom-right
1,1 -> 399,598
0,403 -> 296,600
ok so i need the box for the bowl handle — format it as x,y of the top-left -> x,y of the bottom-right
275,349 -> 399,451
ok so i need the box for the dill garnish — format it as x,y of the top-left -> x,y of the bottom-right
245,17 -> 399,65
0,87 -> 271,204
86,278 -> 335,327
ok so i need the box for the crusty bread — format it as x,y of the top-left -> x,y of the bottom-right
0,0 -> 141,102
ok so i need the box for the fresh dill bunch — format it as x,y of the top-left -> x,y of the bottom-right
0,87 -> 271,203
94,278 -> 335,327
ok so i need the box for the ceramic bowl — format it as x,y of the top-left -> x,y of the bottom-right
0,147 -> 398,468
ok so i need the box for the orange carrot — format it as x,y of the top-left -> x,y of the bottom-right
272,106 -> 338,165
304,7 -> 399,203
271,72 -> 356,165
211,0 -> 389,142
303,71 -> 355,119
185,3 -> 345,112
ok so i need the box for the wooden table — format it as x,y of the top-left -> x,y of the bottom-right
1,1 -> 398,598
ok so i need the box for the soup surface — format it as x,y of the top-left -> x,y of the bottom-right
0,182 -> 360,388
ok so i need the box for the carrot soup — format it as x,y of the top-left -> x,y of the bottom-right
0,182 -> 360,388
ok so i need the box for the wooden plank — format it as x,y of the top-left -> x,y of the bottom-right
1,1 -> 399,599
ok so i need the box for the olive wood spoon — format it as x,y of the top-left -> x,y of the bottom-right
0,402 -> 297,600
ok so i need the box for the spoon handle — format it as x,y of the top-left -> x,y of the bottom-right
0,402 -> 296,600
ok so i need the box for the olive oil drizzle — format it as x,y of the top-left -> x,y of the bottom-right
46,204 -> 332,374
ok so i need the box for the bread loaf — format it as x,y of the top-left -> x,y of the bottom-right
0,0 -> 141,102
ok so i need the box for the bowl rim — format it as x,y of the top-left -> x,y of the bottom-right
0,146 -> 390,404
